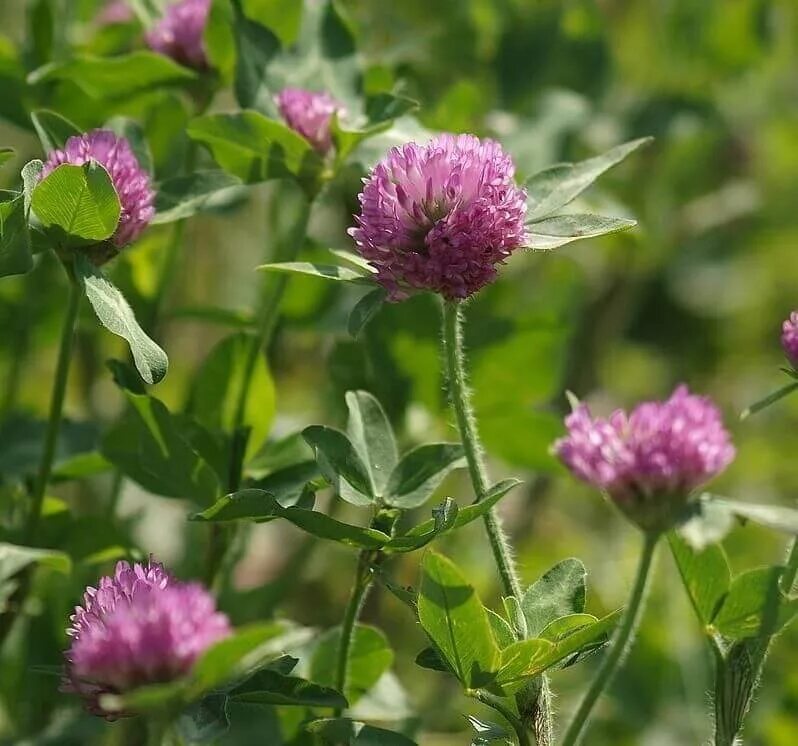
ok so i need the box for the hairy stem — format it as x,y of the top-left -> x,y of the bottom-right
475,690 -> 532,746
334,552 -> 373,717
441,301 -> 521,598
561,531 -> 659,746
442,301 -> 552,742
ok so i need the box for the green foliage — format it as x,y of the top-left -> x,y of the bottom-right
188,111 -> 325,191
102,393 -> 220,501
417,551 -> 499,688
76,256 -> 168,384
31,163 -> 120,244
310,624 -> 393,704
28,52 -> 196,98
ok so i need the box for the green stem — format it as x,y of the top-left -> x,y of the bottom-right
779,537 -> 798,595
441,301 -> 521,599
206,190 -> 311,591
334,553 -> 373,717
561,531 -> 659,746
25,262 -> 81,542
475,690 -> 532,746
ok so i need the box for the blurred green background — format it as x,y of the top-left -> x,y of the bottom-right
1,0 -> 798,743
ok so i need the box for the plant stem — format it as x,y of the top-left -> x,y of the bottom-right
25,262 -> 81,542
475,690 -> 532,746
561,531 -> 659,746
441,301 -> 521,599
334,552 -> 373,717
206,189 -> 311,591
779,537 -> 798,595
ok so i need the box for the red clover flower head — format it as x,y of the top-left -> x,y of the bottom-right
553,385 -> 736,531
782,311 -> 798,368
145,0 -> 211,70
64,560 -> 231,718
349,133 -> 528,301
276,88 -> 343,155
42,129 -> 155,256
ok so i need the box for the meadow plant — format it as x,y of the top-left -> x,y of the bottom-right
0,2 -> 797,745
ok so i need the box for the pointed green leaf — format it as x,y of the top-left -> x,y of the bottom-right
713,567 -> 798,639
32,162 -> 121,243
0,197 -> 32,278
741,381 -> 798,419
384,443 -> 466,509
526,214 -> 636,250
102,393 -> 219,502
153,170 -> 244,224
494,638 -> 555,688
232,3 -> 281,112
187,623 -> 291,698
28,52 -> 196,98
303,424 -> 374,504
310,624 -> 393,705
486,610 -> 516,649
669,533 -> 730,626
521,558 -> 587,637
526,137 -> 652,221
345,390 -> 398,496
76,256 -> 168,384
0,543 -> 71,583
348,288 -> 387,339
30,109 -> 81,153
417,552 -> 499,688
466,715 -> 512,745
538,613 -> 598,642
188,111 -> 324,188
190,333 -> 276,460
258,261 -> 372,283
191,489 -> 391,549
401,479 -> 522,541
229,669 -> 347,708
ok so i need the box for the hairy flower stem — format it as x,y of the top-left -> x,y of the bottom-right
334,552 -> 374,717
475,690 -> 532,746
0,262 -> 81,649
442,301 -> 521,598
442,302 -> 550,743
561,531 -> 659,746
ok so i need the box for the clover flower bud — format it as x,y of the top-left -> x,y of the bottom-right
276,87 -> 343,155
145,0 -> 211,70
782,311 -> 798,368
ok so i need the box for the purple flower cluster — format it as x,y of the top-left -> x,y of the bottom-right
782,311 -> 798,367
145,0 -> 211,70
64,560 -> 230,717
553,385 -> 735,530
42,130 -> 155,252
349,134 -> 528,301
276,88 -> 342,155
